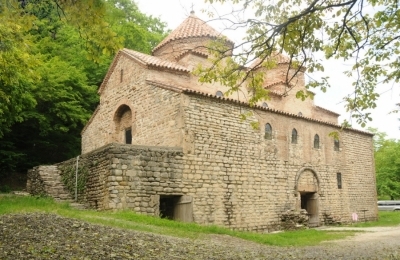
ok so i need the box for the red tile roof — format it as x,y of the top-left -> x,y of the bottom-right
174,49 -> 209,61
122,49 -> 190,72
97,49 -> 190,94
152,11 -> 233,54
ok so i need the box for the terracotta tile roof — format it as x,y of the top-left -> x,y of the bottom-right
175,49 -> 209,61
122,49 -> 190,72
152,11 -> 233,54
182,89 -> 373,136
145,80 -> 186,93
97,49 -> 190,94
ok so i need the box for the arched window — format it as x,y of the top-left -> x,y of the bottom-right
113,104 -> 133,144
314,134 -> 320,148
291,128 -> 298,144
298,112 -> 303,116
265,123 -> 272,140
216,91 -> 223,97
334,139 -> 340,151
262,102 -> 268,108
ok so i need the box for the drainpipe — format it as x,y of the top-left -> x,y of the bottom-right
75,155 -> 80,201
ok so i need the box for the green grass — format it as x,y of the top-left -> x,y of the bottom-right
350,211 -> 400,227
0,194 -> 372,247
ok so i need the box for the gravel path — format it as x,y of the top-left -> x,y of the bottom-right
1,213 -> 400,259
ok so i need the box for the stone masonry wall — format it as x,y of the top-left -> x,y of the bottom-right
27,166 -> 72,201
180,93 -> 377,231
82,54 -> 184,154
31,144 -> 185,213
343,131 -> 378,220
102,145 -> 184,213
55,145 -> 112,209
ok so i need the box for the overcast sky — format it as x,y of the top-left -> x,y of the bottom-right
136,0 -> 400,140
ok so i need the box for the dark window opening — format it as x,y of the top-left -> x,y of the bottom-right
291,128 -> 298,144
216,90 -> 223,97
120,69 -> 124,82
159,195 -> 179,219
334,139 -> 340,151
125,128 -> 132,144
337,172 -> 342,189
265,123 -> 272,140
314,134 -> 320,149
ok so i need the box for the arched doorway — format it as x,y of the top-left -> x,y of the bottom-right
113,104 -> 133,144
295,167 -> 320,227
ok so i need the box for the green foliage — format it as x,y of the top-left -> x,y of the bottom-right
0,185 -> 11,193
369,128 -> 400,199
0,0 -> 167,176
200,0 -> 400,126
0,3 -> 38,138
104,0 -> 167,54
60,165 -> 89,195
351,211 -> 400,227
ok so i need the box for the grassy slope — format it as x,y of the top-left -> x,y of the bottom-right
2,195 -> 398,247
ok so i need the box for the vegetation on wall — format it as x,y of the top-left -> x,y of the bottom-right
60,165 -> 89,196
0,0 -> 167,177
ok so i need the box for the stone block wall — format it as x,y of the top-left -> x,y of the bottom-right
82,54 -> 184,154
29,144 -> 185,213
27,166 -> 72,200
55,145 -> 112,208
179,92 -> 377,230
103,145 -> 184,214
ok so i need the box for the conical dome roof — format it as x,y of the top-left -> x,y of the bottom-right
152,11 -> 233,55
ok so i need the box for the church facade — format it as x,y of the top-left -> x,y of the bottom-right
30,12 -> 378,230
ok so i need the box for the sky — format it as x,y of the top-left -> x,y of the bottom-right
136,0 -> 400,140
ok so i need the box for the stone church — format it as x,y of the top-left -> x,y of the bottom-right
28,12 -> 377,230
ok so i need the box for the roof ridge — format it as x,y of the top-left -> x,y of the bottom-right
122,49 -> 190,73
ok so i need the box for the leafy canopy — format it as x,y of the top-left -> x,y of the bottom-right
199,0 -> 400,126
0,0 -> 167,175
369,128 -> 400,200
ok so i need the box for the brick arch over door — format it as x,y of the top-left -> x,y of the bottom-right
294,167 -> 320,193
294,167 -> 321,227
112,104 -> 134,144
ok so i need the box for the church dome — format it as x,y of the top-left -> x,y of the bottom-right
152,11 -> 233,60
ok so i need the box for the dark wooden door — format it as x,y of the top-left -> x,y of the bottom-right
174,195 -> 193,222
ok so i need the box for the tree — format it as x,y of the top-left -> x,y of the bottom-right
0,0 -> 168,175
369,128 -> 400,199
0,0 -> 122,138
198,0 -> 400,126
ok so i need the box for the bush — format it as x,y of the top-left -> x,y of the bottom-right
0,185 -> 11,193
